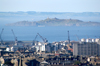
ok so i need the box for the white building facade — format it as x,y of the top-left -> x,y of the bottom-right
35,42 -> 45,52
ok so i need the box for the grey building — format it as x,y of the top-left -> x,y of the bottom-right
73,42 -> 100,56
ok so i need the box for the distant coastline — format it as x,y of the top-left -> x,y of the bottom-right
5,18 -> 100,26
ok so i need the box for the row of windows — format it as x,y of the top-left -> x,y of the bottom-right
78,52 -> 98,55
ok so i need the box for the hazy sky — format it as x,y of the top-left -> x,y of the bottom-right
0,0 -> 100,12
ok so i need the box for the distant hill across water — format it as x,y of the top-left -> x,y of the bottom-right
1,11 -> 100,26
6,18 -> 100,26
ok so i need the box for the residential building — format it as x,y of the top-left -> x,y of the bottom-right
73,42 -> 100,56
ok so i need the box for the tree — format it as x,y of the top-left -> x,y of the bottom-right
74,61 -> 81,65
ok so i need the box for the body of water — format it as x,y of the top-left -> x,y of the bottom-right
0,26 -> 100,42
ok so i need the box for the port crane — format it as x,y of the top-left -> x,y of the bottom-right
37,33 -> 48,43
33,33 -> 48,45
11,29 -> 18,45
33,34 -> 38,45
68,31 -> 70,44
75,34 -> 80,42
0,28 -> 4,44
34,34 -> 38,41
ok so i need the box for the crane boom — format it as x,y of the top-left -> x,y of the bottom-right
75,34 -> 80,41
0,28 -> 4,39
11,29 -> 16,39
33,33 -> 48,45
34,34 -> 38,40
33,34 -> 38,45
11,29 -> 17,45
37,33 -> 45,42
0,28 -> 4,44
37,33 -> 48,43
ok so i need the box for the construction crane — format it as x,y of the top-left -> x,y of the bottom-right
34,34 -> 38,41
37,33 -> 48,43
33,34 -> 38,45
68,31 -> 70,44
75,34 -> 80,42
0,28 -> 4,45
33,33 -> 48,45
11,29 -> 18,45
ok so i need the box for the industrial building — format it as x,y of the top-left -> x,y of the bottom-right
35,42 -> 45,52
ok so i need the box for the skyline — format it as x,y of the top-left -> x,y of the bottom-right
0,0 -> 100,12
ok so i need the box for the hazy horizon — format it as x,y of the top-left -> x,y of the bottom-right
0,0 -> 100,26
0,0 -> 100,12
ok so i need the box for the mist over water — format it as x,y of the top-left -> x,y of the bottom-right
0,26 -> 100,42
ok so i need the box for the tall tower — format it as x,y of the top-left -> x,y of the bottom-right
68,31 -> 70,44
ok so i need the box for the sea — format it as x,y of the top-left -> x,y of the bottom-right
0,26 -> 100,43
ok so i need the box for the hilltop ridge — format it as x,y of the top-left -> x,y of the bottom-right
6,18 -> 100,26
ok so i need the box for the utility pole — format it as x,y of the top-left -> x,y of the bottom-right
68,31 -> 70,44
